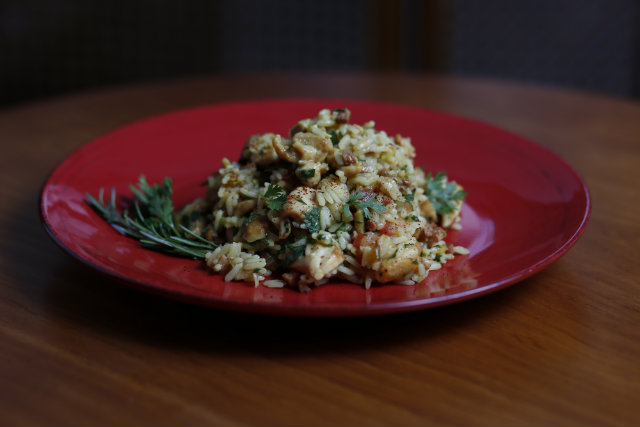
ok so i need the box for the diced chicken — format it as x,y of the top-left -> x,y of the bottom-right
242,216 -> 268,243
420,199 -> 437,222
376,241 -> 423,283
281,186 -> 316,222
420,223 -> 447,246
291,244 -> 344,281
272,135 -> 298,163
339,162 -> 375,178
233,199 -> 256,217
342,150 -> 358,165
278,218 -> 292,239
291,132 -> 333,162
339,164 -> 362,177
295,161 -> 327,187
240,133 -> 279,166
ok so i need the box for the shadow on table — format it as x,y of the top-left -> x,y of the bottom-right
39,258 -> 542,356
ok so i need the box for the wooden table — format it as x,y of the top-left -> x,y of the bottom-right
1,74 -> 638,426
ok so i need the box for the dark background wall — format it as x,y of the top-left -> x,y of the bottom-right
1,0 -> 639,107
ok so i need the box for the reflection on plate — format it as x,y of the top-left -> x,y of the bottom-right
40,99 -> 590,316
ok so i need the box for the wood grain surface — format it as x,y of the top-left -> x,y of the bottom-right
1,74 -> 638,426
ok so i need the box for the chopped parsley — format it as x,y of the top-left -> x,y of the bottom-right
404,188 -> 416,202
295,198 -> 307,205
425,172 -> 467,214
328,130 -> 339,146
347,191 -> 386,220
304,206 -> 320,233
262,183 -> 287,211
297,168 -> 316,179
284,241 -> 306,266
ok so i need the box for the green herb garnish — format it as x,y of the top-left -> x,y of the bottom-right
404,188 -> 416,202
284,240 -> 307,266
425,171 -> 467,214
304,206 -> 320,233
85,175 -> 217,259
262,183 -> 287,211
295,198 -> 307,205
347,191 -> 386,220
297,168 -> 315,179
328,130 -> 339,146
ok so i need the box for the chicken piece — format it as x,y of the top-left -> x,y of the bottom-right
342,150 -> 358,165
376,240 -> 423,283
419,199 -> 437,223
339,162 -> 375,178
291,243 -> 344,281
420,223 -> 447,246
281,186 -> 316,222
291,132 -> 333,162
272,134 -> 298,163
233,199 -> 257,217
240,133 -> 279,166
242,216 -> 268,243
295,161 -> 328,188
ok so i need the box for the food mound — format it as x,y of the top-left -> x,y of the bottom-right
176,108 -> 467,291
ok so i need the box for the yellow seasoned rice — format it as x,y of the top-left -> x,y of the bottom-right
177,108 -> 466,291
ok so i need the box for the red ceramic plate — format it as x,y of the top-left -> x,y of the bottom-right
40,99 -> 590,316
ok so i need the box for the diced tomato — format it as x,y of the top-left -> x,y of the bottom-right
380,221 -> 399,236
352,232 -> 363,248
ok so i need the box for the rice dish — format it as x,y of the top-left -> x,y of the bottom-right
176,108 -> 466,292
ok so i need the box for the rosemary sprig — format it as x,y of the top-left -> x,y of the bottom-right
85,175 -> 217,259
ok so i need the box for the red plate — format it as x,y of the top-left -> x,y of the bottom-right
40,99 -> 590,316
